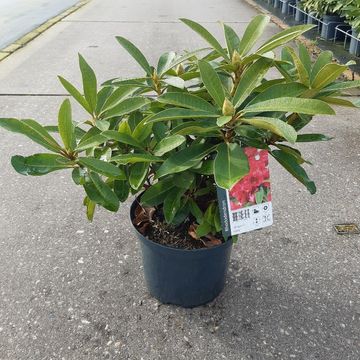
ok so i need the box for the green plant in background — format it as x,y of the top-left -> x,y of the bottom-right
340,0 -> 360,34
302,0 -> 343,16
0,15 -> 359,241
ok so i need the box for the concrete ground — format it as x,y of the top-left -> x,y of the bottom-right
0,0 -> 359,359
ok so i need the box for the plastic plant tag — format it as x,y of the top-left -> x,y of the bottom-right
217,147 -> 273,238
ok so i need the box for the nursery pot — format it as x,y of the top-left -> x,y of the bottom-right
130,199 -> 233,308
307,11 -> 318,25
294,1 -> 305,23
349,29 -> 360,57
320,14 -> 343,40
281,0 -> 295,15
273,0 -> 281,9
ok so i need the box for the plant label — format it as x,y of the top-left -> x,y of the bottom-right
217,148 -> 273,237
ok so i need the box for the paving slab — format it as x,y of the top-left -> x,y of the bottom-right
0,0 -> 359,358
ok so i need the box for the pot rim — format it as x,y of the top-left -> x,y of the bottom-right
129,196 -> 232,253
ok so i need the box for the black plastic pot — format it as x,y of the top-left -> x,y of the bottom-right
274,0 -> 281,9
320,14 -> 343,40
349,29 -> 360,57
307,11 -> 318,25
130,199 -> 233,308
281,0 -> 295,15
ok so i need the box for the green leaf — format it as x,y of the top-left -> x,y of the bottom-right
0,118 -> 62,153
255,187 -> 265,204
223,23 -> 240,57
141,177 -> 175,206
58,99 -> 76,151
84,172 -> 119,212
58,76 -> 92,114
95,86 -> 113,115
311,63 -> 348,90
257,24 -> 314,55
146,108 -> 218,124
173,171 -> 195,189
198,59 -> 225,108
78,157 -> 125,179
162,76 -> 185,89
216,116 -> 232,127
232,57 -> 273,108
101,130 -> 144,149
318,97 -> 360,108
284,46 -> 310,86
84,197 -> 96,221
102,97 -> 150,120
11,154 -> 73,176
111,153 -> 163,164
323,80 -> 360,92
158,92 -> 218,113
78,54 -> 97,113
249,82 -> 307,105
180,18 -> 229,61
189,199 -> 203,223
214,143 -> 250,189
153,134 -> 186,156
170,120 -> 220,137
116,36 -> 152,75
157,51 -> 176,75
163,191 -> 183,223
298,43 -> 312,76
243,97 -> 335,115
76,133 -> 107,152
271,150 -> 316,194
100,86 -> 137,114
114,180 -> 130,202
238,14 -> 270,56
157,143 -> 216,178
240,117 -> 297,143
129,162 -> 149,190
310,51 -> 333,81
296,133 -> 332,142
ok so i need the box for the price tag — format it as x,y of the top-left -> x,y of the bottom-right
217,147 -> 273,237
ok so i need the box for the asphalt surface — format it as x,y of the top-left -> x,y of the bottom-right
0,0 -> 79,48
0,0 -> 360,359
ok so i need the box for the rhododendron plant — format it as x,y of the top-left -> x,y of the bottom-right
1,15 -> 359,243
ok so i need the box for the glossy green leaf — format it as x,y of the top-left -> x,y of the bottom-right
78,157 -> 125,178
310,50 -> 333,81
238,14 -> 270,56
198,59 -> 225,108
58,99 -> 76,151
257,24 -> 314,55
163,191 -> 183,223
318,97 -> 360,108
271,149 -> 316,194
102,97 -> 150,120
173,171 -> 195,189
162,76 -> 185,89
298,43 -> 312,76
223,23 -> 240,57
232,57 -> 273,108
146,108 -> 218,124
311,63 -> 348,90
114,180 -> 130,202
243,97 -> 335,115
79,54 -> 97,113
101,130 -> 144,149
157,51 -> 176,76
214,143 -> 249,189
284,46 -> 310,86
296,133 -> 332,142
157,143 -> 216,178
189,199 -> 203,223
111,153 -> 163,164
141,177 -> 175,206
100,86 -> 137,114
11,154 -> 72,176
129,162 -> 149,190
323,80 -> 360,92
84,172 -> 119,211
116,36 -> 152,75
0,118 -> 62,153
76,133 -> 107,151
58,76 -> 92,114
216,116 -> 232,127
84,196 -> 96,221
153,134 -> 186,156
180,18 -> 229,61
158,92 -> 218,113
240,117 -> 297,143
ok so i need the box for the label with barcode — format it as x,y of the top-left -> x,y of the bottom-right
217,147 -> 273,237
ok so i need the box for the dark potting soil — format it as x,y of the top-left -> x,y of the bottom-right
133,204 -> 224,250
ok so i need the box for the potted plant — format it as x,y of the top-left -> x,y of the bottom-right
295,0 -> 307,23
302,0 -> 344,39
341,0 -> 360,56
0,16 -> 359,308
